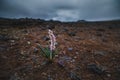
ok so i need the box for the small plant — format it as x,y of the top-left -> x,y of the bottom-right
39,29 -> 57,62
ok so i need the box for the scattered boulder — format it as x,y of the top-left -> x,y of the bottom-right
19,65 -> 32,73
108,26 -> 113,29
47,75 -> 53,80
87,64 -> 106,75
97,28 -> 105,32
46,25 -> 55,30
69,72 -> 81,80
0,45 -> 7,51
0,34 -> 10,41
31,55 -> 38,63
57,60 -> 65,68
68,32 -> 76,36
96,33 -> 102,37
94,50 -> 106,56
33,47 -> 39,53
63,28 -> 69,32
114,66 -> 120,80
61,56 -> 72,62
42,36 -> 50,41
10,73 -> 21,80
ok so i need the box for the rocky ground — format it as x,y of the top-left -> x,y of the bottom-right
0,18 -> 120,80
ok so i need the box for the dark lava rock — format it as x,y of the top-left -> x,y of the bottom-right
69,72 -> 81,80
113,66 -> 120,80
0,71 -> 11,80
116,66 -> 120,74
117,68 -> 120,74
31,56 -> 38,63
47,75 -> 53,80
14,64 -> 32,74
61,56 -> 72,62
97,28 -> 105,32
41,61 -> 49,66
87,64 -> 105,75
94,50 -> 106,56
96,33 -> 102,37
0,34 -> 10,41
33,48 -> 39,53
42,36 -> 50,41
46,25 -> 55,30
57,60 -> 65,68
68,32 -> 76,36
68,48 -> 73,51
0,45 -> 7,51
63,28 -> 69,32
10,73 -> 21,80
102,38 -> 108,42
108,26 -> 113,29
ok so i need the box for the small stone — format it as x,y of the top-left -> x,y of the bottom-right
69,72 -> 81,80
0,45 -> 7,51
14,36 -> 19,40
10,40 -> 15,43
47,75 -> 53,80
42,72 -> 47,76
55,55 -> 59,57
46,25 -> 55,30
42,36 -> 50,41
74,56 -> 77,59
1,55 -> 8,59
68,32 -> 76,36
27,41 -> 31,45
61,56 -> 72,62
75,66 -> 81,71
20,50 -> 24,55
116,66 -> 120,74
33,48 -> 38,53
74,36 -> 83,40
41,61 -> 48,66
55,42 -> 58,46
87,64 -> 105,75
10,73 -> 21,80
58,60 -> 65,68
22,29 -> 28,33
31,56 -> 37,63
63,28 -> 68,32
75,52 -> 79,55
68,48 -> 73,51
94,51 -> 106,56
96,33 -> 102,37
107,74 -> 111,77
0,34 -> 10,41
71,59 -> 75,62
36,43 -> 41,47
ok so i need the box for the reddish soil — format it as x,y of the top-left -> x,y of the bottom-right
0,18 -> 120,80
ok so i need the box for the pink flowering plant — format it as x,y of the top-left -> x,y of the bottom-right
39,29 -> 57,61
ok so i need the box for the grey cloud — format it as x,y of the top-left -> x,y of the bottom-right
0,0 -> 120,21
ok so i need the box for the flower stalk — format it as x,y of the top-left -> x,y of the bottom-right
48,29 -> 56,60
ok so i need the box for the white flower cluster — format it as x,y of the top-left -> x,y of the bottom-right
48,29 -> 56,51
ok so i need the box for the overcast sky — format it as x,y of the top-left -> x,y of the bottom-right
0,0 -> 120,21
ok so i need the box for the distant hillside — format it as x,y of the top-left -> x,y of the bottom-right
0,17 -> 120,28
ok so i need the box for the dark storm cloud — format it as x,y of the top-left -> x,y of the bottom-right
0,0 -> 120,21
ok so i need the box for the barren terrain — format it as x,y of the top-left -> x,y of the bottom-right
0,18 -> 120,80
